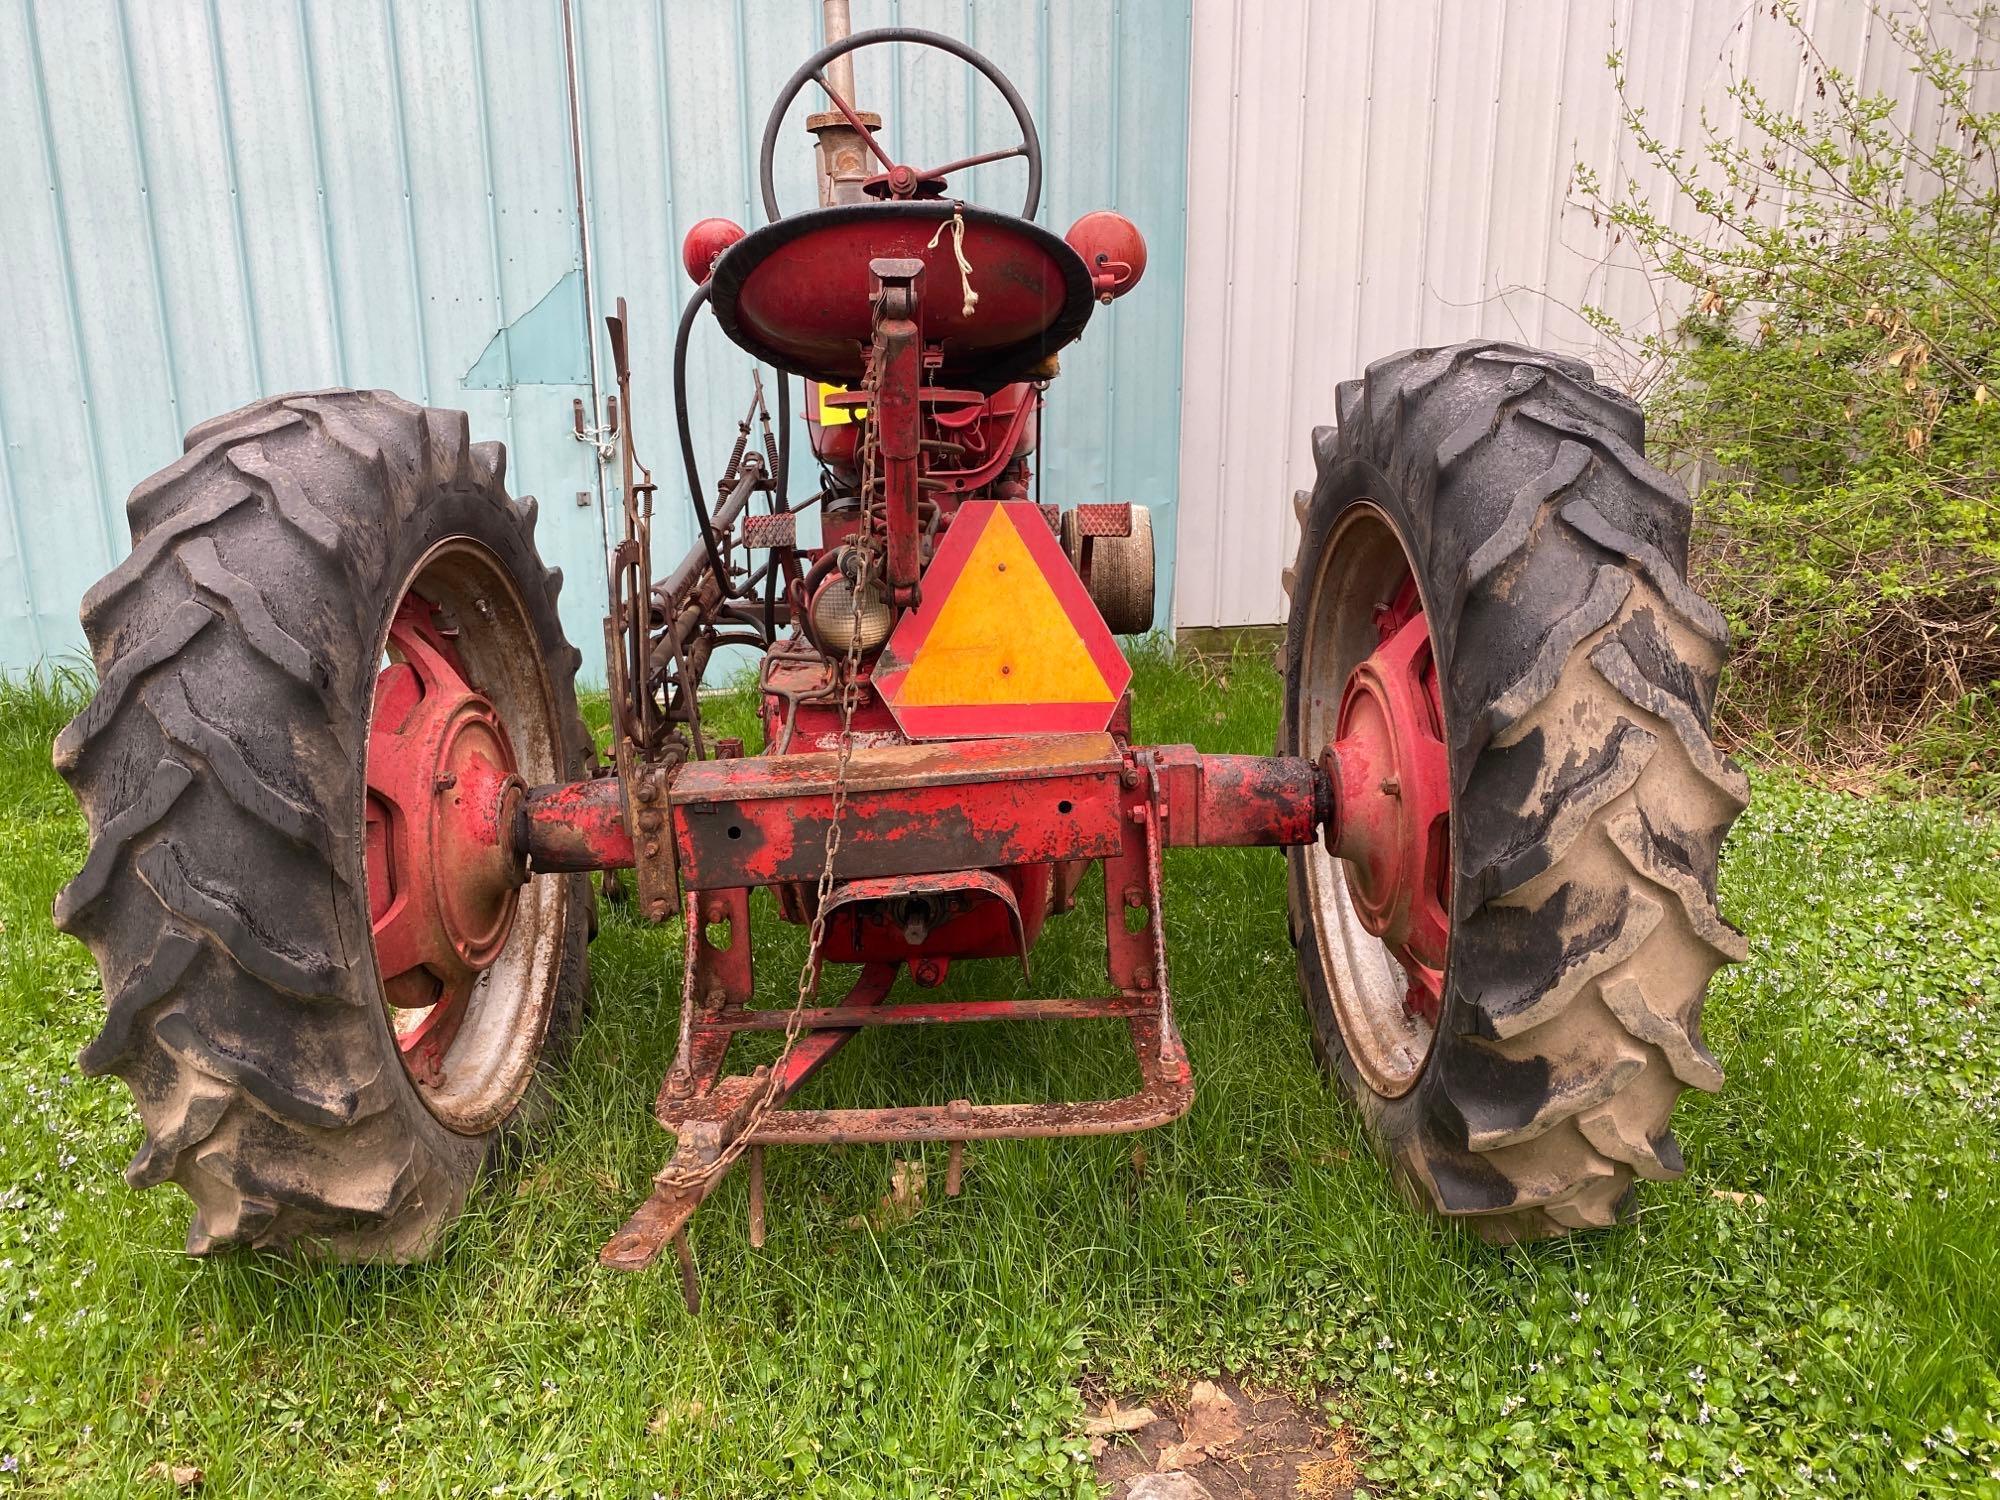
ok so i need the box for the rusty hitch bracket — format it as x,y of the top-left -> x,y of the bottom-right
597,753 -> 1195,1301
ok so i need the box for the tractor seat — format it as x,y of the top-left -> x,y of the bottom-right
708,201 -> 1096,394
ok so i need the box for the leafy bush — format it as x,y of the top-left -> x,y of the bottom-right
1578,0 -> 2000,793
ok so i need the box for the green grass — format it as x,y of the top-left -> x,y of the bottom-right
2,649 -> 1997,1497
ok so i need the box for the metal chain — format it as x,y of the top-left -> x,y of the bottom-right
660,354 -> 884,1192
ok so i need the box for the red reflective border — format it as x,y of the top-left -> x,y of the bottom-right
875,500 -> 1133,740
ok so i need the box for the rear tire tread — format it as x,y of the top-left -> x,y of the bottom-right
133,841 -> 337,996
52,756 -> 195,929
57,390 -> 588,1259
227,443 -> 344,556
76,926 -> 201,1078
1286,340 -> 1746,1242
144,676 -> 332,857
53,601 -> 216,771
175,536 -> 318,686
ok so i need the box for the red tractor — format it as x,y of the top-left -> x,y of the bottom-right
53,24 -> 1745,1297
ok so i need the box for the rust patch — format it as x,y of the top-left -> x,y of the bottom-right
674,769 -> 1124,888
671,731 -> 1121,801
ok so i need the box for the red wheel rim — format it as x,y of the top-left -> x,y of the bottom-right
1320,571 -> 1452,1027
366,589 -> 527,1089
1297,504 -> 1454,1096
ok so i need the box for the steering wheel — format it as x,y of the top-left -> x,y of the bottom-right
758,27 -> 1043,224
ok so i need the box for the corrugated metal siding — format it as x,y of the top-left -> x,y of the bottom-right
0,0 -> 601,665
1173,0 -> 2000,630
0,0 -> 1191,674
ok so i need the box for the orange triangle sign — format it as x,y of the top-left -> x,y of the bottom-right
874,502 -> 1132,739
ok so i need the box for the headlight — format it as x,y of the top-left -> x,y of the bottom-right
809,570 -> 894,654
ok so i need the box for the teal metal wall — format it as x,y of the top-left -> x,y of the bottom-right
0,0 -> 1191,678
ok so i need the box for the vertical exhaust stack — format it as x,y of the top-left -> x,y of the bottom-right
809,0 -> 881,207
823,1 -> 856,101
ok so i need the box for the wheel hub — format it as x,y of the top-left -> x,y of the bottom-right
1318,579 -> 1451,1022
366,592 -> 527,1085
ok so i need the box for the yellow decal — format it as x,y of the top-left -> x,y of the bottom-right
897,508 -> 1114,707
814,383 -> 865,426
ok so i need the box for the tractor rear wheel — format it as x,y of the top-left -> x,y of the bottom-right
54,390 -> 592,1258
1282,341 -> 1748,1241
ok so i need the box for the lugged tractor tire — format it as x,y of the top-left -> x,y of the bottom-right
1283,341 -> 1748,1241
53,389 -> 592,1259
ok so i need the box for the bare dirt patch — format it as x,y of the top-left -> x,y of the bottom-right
1085,1377 -> 1366,1499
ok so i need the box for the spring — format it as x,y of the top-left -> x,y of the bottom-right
721,422 -> 750,488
